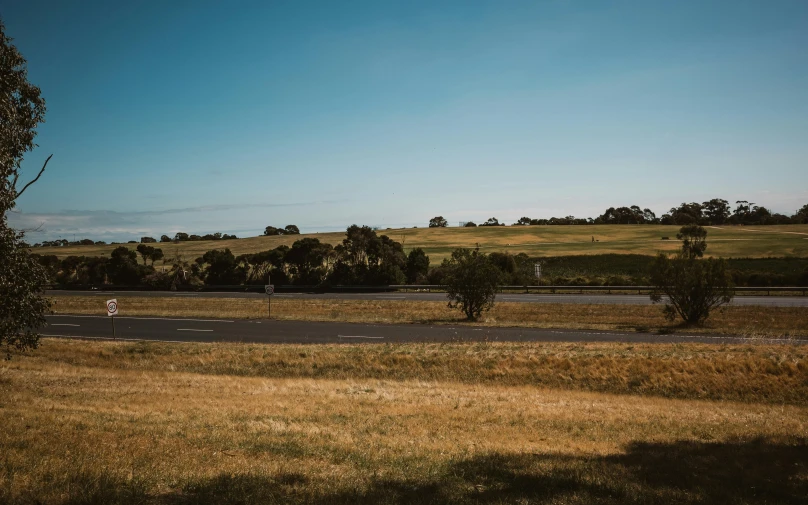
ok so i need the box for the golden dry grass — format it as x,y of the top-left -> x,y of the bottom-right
50,295 -> 808,339
1,339 -> 807,504
34,224 -> 808,262
29,338 -> 808,404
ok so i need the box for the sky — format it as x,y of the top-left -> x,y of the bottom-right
3,0 -> 808,242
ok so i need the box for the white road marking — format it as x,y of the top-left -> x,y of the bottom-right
50,323 -> 80,327
375,296 -> 405,299
173,293 -> 199,296
177,328 -> 213,332
48,315 -> 234,323
41,334 -> 187,343
338,335 -> 384,339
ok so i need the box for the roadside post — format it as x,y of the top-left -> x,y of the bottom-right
534,263 -> 542,285
106,299 -> 118,338
265,273 -> 274,319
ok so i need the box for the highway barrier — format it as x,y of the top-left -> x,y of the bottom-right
44,285 -> 808,296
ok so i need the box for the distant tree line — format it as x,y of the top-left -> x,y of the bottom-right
263,224 -> 300,236
30,231 -> 241,248
593,200 -> 804,225
168,232 -> 239,242
434,201 -> 808,228
34,243 -> 807,290
34,225 -> 431,289
32,238 -> 107,247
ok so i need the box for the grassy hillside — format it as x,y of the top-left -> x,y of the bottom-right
32,224 -> 808,262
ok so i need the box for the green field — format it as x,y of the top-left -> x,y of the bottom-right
33,224 -> 808,262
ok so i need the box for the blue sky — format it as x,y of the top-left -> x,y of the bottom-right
4,0 -> 808,241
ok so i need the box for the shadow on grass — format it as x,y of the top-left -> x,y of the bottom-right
49,437 -> 807,505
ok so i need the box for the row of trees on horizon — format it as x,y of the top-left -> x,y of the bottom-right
33,224 -> 808,290
433,200 -> 808,228
25,200 -> 808,248
29,224 -> 305,248
34,226 -> 429,289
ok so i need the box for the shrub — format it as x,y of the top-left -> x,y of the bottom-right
444,248 -> 502,320
650,226 -> 734,325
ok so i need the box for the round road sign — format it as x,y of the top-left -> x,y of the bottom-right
106,299 -> 118,316
265,284 -> 275,295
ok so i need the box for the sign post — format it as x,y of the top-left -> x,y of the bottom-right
265,273 -> 274,319
106,299 -> 118,338
534,263 -> 542,284
265,284 -> 274,318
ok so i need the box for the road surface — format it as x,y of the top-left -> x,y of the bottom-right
46,290 -> 808,307
43,315 -> 803,345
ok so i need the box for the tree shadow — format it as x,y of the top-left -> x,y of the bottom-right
56,437 -> 807,505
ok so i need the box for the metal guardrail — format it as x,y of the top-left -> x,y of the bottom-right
44,284 -> 808,295
400,285 -> 808,295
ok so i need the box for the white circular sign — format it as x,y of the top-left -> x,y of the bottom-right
265,285 -> 275,295
106,299 -> 118,316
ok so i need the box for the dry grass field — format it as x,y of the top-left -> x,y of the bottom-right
1,339 -> 806,504
33,224 -> 808,262
51,295 -> 808,339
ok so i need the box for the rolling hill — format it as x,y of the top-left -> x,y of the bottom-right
31,224 -> 808,263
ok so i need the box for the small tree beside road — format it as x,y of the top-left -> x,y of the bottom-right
650,226 -> 733,325
444,247 -> 501,320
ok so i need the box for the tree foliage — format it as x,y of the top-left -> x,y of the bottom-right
650,226 -> 733,325
0,226 -> 50,357
1,20 -> 50,356
264,225 -> 299,236
429,216 -> 448,228
676,224 -> 707,259
198,249 -> 247,285
444,248 -> 501,320
406,247 -> 429,283
107,246 -> 142,285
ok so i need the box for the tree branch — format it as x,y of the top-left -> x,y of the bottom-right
16,154 -> 52,198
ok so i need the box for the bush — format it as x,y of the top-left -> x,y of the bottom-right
444,248 -> 502,320
142,271 -> 173,290
650,226 -> 734,325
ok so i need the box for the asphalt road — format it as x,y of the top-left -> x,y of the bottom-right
43,315 -> 803,345
46,290 -> 808,307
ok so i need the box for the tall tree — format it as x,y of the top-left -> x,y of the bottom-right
702,199 -> 730,225
429,216 -> 448,228
107,247 -> 141,285
149,248 -> 164,266
136,243 -> 155,265
650,226 -> 733,325
406,248 -> 430,283
793,204 -> 808,224
1,20 -> 51,357
676,224 -> 707,259
199,249 -> 246,285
